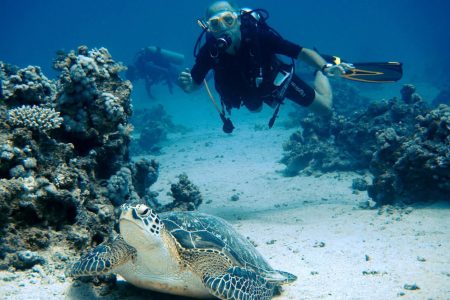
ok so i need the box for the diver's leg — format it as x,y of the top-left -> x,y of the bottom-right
166,76 -> 174,94
284,75 -> 319,112
308,71 -> 332,115
144,77 -> 155,99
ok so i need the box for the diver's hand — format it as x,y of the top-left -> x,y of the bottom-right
178,68 -> 200,93
323,63 -> 355,77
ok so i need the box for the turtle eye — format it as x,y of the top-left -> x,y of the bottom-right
136,205 -> 151,216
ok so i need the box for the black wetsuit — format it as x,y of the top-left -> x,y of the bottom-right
191,27 -> 315,111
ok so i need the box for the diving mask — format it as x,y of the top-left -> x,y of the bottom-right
205,11 -> 238,32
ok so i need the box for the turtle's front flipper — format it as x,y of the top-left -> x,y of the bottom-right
203,266 -> 275,300
66,235 -> 136,277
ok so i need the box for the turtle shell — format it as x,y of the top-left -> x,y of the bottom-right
161,211 -> 274,274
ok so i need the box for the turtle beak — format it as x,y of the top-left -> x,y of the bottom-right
120,204 -> 131,213
118,204 -> 134,222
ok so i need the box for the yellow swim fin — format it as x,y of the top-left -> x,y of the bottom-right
324,55 -> 403,83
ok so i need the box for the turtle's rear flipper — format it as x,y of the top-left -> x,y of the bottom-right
65,235 -> 136,277
203,266 -> 275,300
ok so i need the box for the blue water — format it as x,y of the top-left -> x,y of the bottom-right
1,4 -> 449,298
2,0 -> 449,82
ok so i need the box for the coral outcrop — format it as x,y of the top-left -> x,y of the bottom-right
164,173 -> 203,211
8,105 -> 63,131
0,46 -> 202,275
0,46 -> 133,271
1,62 -> 56,106
281,85 -> 449,205
130,104 -> 187,155
368,104 -> 450,204
53,46 -> 132,177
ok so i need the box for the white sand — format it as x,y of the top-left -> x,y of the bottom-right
1,107 -> 449,300
150,121 -> 450,300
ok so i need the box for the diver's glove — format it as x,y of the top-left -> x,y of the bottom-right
322,63 -> 355,77
178,68 -> 201,93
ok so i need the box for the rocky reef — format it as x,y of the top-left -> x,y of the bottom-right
52,46 -> 133,178
0,47 -> 132,271
368,104 -> 449,204
0,46 -> 202,274
281,85 -> 449,205
163,173 -> 203,211
130,104 -> 187,155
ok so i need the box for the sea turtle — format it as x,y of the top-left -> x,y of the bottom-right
66,204 -> 297,299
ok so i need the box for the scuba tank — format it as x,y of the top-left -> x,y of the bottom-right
145,46 -> 185,65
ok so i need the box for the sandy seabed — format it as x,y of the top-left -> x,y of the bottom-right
1,121 -> 449,300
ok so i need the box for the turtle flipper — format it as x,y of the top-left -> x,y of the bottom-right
273,269 -> 297,283
65,235 -> 136,277
262,269 -> 297,284
203,266 -> 276,300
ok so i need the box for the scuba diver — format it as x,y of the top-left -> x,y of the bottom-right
127,46 -> 185,99
177,1 -> 354,133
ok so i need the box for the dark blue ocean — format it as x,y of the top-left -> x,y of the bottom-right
1,0 -> 449,132
2,0 -> 449,84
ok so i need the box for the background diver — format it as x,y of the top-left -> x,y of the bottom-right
127,46 -> 184,99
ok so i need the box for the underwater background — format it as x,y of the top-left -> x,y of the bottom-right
2,0 -> 450,84
3,0 -> 449,127
1,1 -> 450,299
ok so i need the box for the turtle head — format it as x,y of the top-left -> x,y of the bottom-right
119,204 -> 163,249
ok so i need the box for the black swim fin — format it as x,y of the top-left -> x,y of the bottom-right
323,55 -> 403,83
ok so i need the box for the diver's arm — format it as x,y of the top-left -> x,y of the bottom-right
178,44 -> 213,93
178,68 -> 201,93
297,48 -> 327,70
178,52 -> 211,93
